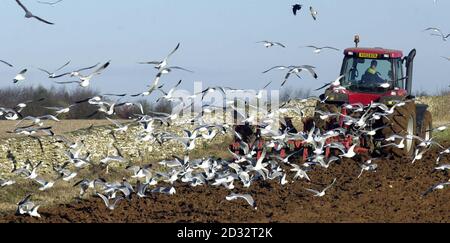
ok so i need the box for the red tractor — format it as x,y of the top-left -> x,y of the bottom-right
308,43 -> 433,158
231,38 -> 433,160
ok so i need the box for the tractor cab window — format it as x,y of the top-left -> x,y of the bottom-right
341,57 -> 394,92
395,59 -> 405,89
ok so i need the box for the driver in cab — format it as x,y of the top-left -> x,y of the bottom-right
361,60 -> 385,84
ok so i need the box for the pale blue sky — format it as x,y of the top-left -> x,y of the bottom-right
0,0 -> 448,96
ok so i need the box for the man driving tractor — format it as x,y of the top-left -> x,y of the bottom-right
361,60 -> 385,84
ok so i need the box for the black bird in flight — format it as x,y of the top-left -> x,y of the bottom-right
292,4 -> 303,16
15,0 -> 54,25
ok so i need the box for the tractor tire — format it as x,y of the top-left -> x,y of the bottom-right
419,111 -> 432,140
380,101 -> 417,158
313,103 -> 340,130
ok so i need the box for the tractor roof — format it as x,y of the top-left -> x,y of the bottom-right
344,47 -> 403,58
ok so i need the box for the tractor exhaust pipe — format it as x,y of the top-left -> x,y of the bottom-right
405,49 -> 416,95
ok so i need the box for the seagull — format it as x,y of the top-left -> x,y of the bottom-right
422,182 -> 450,196
14,97 -> 45,113
16,115 -> 60,127
434,164 -> 450,172
412,148 -> 429,164
100,155 -> 126,167
106,117 -> 130,133
135,180 -> 149,198
381,136 -> 406,149
315,110 -> 341,120
16,194 -> 41,218
304,45 -> 340,54
97,193 -> 124,210
379,82 -> 391,89
0,178 -> 16,187
271,150 -> 301,164
139,43 -> 181,70
256,41 -> 286,48
15,0 -> 54,25
441,56 -> 450,61
360,126 -> 387,136
44,105 -> 76,116
315,75 -> 345,91
156,79 -> 183,102
51,63 -> 100,78
290,164 -> 311,181
38,61 -> 71,78
358,162 -> 378,178
305,178 -> 337,197
437,148 -> 450,163
309,6 -> 318,20
33,177 -> 56,191
423,27 -> 449,41
292,4 -> 303,16
13,69 -> 27,84
151,186 -> 176,195
339,144 -> 357,158
37,0 -> 64,5
53,164 -> 78,182
0,60 -> 14,67
55,61 -> 110,88
431,32 -> 450,41
156,66 -> 194,78
13,160 -> 42,179
127,164 -> 153,181
427,124 -> 450,132
226,193 -> 257,209
414,136 -> 444,149
265,65 -> 318,87
73,178 -> 106,197
131,78 -> 164,97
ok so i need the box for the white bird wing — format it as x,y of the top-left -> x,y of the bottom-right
323,178 -> 337,192
305,188 -> 320,195
96,193 -> 111,207
323,46 -> 340,51
262,66 -> 290,74
33,177 -> 47,186
226,193 -> 255,207
106,117 -> 123,128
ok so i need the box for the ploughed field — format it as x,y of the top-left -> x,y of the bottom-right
1,144 -> 449,223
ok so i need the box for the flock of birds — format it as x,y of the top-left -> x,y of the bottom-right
1,1 -> 449,219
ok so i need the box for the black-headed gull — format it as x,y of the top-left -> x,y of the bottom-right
15,0 -> 54,25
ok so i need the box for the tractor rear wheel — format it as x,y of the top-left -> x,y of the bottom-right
419,111 -> 432,140
380,101 -> 417,158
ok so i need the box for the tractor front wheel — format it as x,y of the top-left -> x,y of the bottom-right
380,101 -> 417,158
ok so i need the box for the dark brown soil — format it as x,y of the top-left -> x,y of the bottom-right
1,149 -> 449,223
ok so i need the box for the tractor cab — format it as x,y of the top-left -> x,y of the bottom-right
325,47 -> 416,105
